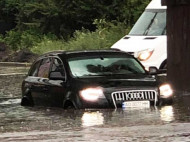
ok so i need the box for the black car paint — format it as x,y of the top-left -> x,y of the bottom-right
21,50 -> 163,109
70,75 -> 158,108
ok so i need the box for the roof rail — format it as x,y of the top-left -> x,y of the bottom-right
42,50 -> 65,57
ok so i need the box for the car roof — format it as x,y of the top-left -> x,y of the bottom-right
38,49 -> 132,60
65,49 -> 130,56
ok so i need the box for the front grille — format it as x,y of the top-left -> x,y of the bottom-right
111,90 -> 158,108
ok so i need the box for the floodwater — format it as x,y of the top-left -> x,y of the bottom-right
0,66 -> 190,142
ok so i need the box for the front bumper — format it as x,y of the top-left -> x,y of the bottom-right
80,89 -> 160,109
81,98 -> 111,109
159,96 -> 173,105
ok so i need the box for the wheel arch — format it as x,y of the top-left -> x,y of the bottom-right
21,88 -> 34,106
63,92 -> 81,109
159,59 -> 167,69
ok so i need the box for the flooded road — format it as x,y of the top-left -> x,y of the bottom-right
0,65 -> 190,141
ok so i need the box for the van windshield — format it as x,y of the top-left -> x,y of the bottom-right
129,11 -> 166,36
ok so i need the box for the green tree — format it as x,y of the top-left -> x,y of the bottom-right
0,0 -> 20,34
15,0 -> 150,39
0,0 -> 151,50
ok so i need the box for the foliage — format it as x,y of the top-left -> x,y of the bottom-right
0,0 -> 20,34
0,34 -> 5,43
14,0 -> 150,38
2,29 -> 56,50
0,0 -> 20,21
31,20 -> 128,54
3,30 -> 21,50
0,0 -> 151,52
119,0 -> 151,26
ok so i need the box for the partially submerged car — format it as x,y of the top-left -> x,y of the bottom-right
21,50 -> 173,109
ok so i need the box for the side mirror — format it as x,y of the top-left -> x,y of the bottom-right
149,66 -> 158,75
49,71 -> 65,80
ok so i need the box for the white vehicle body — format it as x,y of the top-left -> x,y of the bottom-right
111,0 -> 167,70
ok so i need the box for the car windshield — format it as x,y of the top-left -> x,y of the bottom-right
68,55 -> 146,77
129,11 -> 166,36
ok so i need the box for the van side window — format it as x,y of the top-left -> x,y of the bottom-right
38,58 -> 51,78
29,60 -> 41,76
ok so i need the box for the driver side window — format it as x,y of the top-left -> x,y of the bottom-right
50,58 -> 66,80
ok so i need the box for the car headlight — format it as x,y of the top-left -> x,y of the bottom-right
159,84 -> 173,98
80,87 -> 105,102
135,49 -> 154,61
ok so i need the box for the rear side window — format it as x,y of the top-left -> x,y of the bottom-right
29,60 -> 41,76
38,58 -> 51,78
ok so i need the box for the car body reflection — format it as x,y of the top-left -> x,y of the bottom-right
160,106 -> 174,122
82,111 -> 104,127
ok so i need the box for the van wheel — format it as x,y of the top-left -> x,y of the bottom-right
163,63 -> 167,69
160,61 -> 167,69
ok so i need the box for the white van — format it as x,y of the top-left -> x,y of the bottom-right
111,0 -> 167,70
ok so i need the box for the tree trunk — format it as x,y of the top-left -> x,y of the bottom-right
165,2 -> 190,91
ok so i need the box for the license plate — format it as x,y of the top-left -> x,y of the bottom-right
122,101 -> 150,108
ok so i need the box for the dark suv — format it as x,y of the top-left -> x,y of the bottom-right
21,50 -> 173,109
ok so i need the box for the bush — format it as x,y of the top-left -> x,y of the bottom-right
0,34 -> 5,43
4,30 -> 22,50
1,20 -> 128,54
2,29 -> 56,51
31,20 -> 129,54
31,38 -> 65,55
14,0 -> 148,38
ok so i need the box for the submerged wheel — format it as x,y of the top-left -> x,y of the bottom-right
63,100 -> 75,109
159,98 -> 173,106
21,95 -> 34,106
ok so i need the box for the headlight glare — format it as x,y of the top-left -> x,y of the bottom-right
136,49 -> 154,61
159,84 -> 173,98
80,87 -> 105,101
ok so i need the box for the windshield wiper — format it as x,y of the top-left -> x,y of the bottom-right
144,13 -> 157,35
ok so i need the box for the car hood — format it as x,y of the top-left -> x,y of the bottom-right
70,74 -> 157,90
111,35 -> 166,52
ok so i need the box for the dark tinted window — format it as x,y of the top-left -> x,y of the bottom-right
29,60 -> 41,76
38,58 -> 51,78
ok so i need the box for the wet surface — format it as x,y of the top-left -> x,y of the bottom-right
0,97 -> 190,142
0,66 -> 29,75
0,65 -> 190,141
0,74 -> 26,98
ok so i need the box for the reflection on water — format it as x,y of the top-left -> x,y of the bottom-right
82,111 -> 104,127
0,66 -> 29,74
160,106 -> 174,122
0,99 -> 21,105
0,98 -> 189,141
